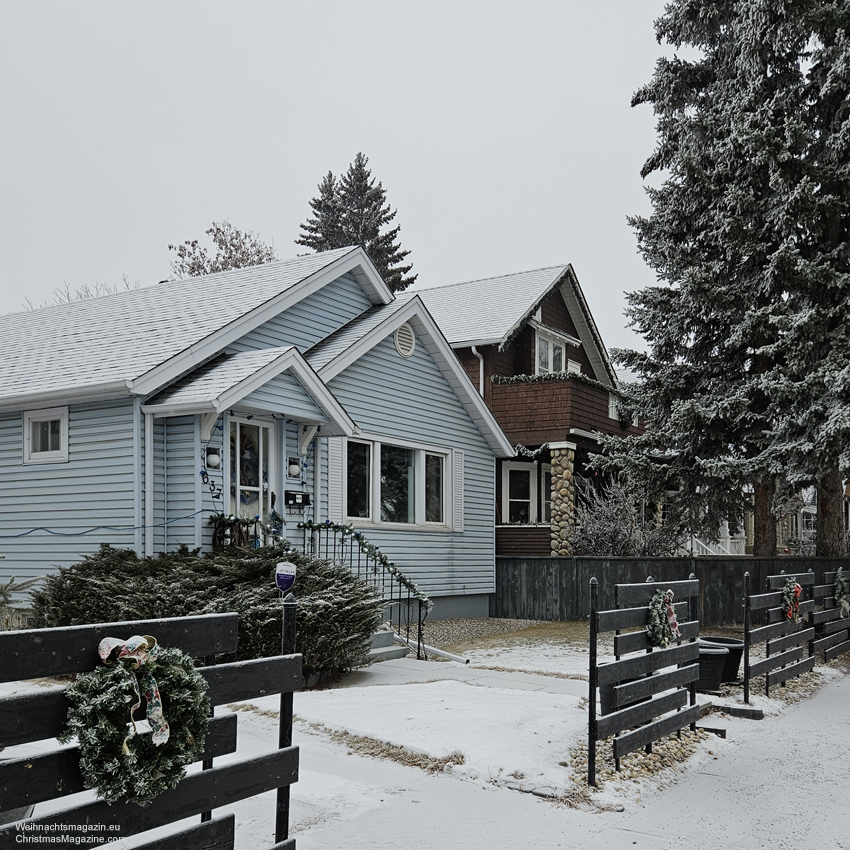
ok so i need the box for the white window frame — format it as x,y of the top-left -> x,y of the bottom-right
23,407 -> 69,464
535,329 -> 567,375
608,392 -> 619,420
540,462 -> 553,524
344,436 -> 452,530
225,415 -> 277,519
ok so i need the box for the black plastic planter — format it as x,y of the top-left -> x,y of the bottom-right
700,636 -> 745,682
696,643 -> 728,692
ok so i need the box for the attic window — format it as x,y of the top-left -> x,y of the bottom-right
394,323 -> 416,358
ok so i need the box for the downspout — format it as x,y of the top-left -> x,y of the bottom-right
133,399 -> 143,554
144,413 -> 154,556
471,346 -> 485,397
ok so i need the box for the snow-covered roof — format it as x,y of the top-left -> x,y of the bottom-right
0,247 -> 392,410
407,265 -> 570,347
410,264 -> 618,388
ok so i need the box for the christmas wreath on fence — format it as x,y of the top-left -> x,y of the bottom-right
59,635 -> 210,806
647,589 -> 681,649
782,578 -> 803,623
835,567 -> 849,617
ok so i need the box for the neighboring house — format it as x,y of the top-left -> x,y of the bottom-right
412,264 -> 641,557
0,247 -> 512,618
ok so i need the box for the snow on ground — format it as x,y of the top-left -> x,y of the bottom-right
5,635 -> 850,850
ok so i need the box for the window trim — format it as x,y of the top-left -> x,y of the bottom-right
23,407 -> 69,464
535,328 -> 567,375
500,460 -> 551,525
225,414 -> 277,519
344,435 -> 453,530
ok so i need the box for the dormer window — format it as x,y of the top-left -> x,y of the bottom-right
536,329 -> 565,374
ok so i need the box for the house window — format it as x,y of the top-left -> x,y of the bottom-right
536,330 -> 565,374
501,461 -> 552,524
345,439 -> 449,527
608,392 -> 619,420
228,418 -> 274,519
23,407 -> 68,464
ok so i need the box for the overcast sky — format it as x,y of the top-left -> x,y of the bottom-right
0,1 -> 669,351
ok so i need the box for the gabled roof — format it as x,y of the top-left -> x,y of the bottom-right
142,346 -> 355,436
306,296 -> 515,458
0,246 -> 392,411
409,264 -> 618,387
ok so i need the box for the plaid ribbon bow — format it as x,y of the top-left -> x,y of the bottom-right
98,635 -> 171,753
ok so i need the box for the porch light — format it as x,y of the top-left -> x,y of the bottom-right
288,457 -> 301,478
205,447 -> 222,469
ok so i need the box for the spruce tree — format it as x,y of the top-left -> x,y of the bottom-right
296,153 -> 416,292
602,1 -> 834,554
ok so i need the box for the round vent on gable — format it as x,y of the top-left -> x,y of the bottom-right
394,323 -> 416,358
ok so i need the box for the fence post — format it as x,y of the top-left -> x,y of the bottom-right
743,571 -> 751,705
276,593 -> 297,843
588,577 -> 598,787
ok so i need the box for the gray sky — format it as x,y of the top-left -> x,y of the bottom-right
0,1 -> 668,351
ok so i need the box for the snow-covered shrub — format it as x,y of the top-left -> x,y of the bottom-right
31,544 -> 383,683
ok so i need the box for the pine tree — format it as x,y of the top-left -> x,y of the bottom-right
296,153 -> 416,292
601,1 -> 834,554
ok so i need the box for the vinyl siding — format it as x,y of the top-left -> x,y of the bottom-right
0,400 -> 137,582
241,373 -> 327,421
327,333 -> 496,599
230,273 -> 372,354
162,416 -> 199,550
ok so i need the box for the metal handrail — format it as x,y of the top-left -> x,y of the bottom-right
298,520 -> 430,660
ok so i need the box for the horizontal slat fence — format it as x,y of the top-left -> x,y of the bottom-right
813,571 -> 850,661
493,556 -> 850,626
743,571 -> 816,702
587,575 -> 700,786
0,613 -> 301,849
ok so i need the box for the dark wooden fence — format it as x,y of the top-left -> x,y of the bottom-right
813,570 -> 850,660
0,613 -> 301,849
492,556 -> 850,627
587,576 -> 701,786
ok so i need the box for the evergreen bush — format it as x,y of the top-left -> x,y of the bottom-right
31,545 -> 383,683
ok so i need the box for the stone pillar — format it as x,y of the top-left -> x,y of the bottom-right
549,445 -> 576,556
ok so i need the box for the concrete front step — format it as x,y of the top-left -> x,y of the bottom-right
367,628 -> 409,663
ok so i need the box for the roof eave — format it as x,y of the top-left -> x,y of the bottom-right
0,380 -> 134,415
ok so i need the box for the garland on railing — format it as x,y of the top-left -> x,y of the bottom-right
782,578 -> 803,623
298,520 -> 432,610
208,511 -> 287,547
834,567 -> 849,617
491,370 -> 612,395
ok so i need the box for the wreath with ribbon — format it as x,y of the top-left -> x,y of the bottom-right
782,578 -> 803,623
59,635 -> 210,806
647,589 -> 682,649
835,567 -> 849,617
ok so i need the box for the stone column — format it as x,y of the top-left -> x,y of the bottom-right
549,444 -> 576,556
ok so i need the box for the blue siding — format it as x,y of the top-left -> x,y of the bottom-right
161,417 -> 199,550
230,273 -> 372,354
241,373 -> 327,421
0,400 -> 138,582
327,333 -> 496,599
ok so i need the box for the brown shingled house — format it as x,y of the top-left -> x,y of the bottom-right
412,264 -> 641,557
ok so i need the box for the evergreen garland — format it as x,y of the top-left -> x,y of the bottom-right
646,589 -> 677,649
59,645 -> 209,805
835,567 -> 849,617
782,578 -> 803,623
491,370 -> 613,395
513,443 -> 550,459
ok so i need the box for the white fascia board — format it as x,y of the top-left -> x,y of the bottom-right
560,266 -> 617,388
449,337 -> 502,349
318,296 -> 514,458
130,248 -> 393,397
569,427 -> 601,442
143,349 -> 356,436
0,380 -> 133,414
497,266 -> 570,350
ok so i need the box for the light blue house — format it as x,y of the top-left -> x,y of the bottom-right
0,247 -> 513,618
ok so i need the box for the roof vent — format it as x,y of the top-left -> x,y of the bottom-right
394,323 -> 416,358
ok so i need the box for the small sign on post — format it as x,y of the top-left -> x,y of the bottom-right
275,561 -> 297,594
